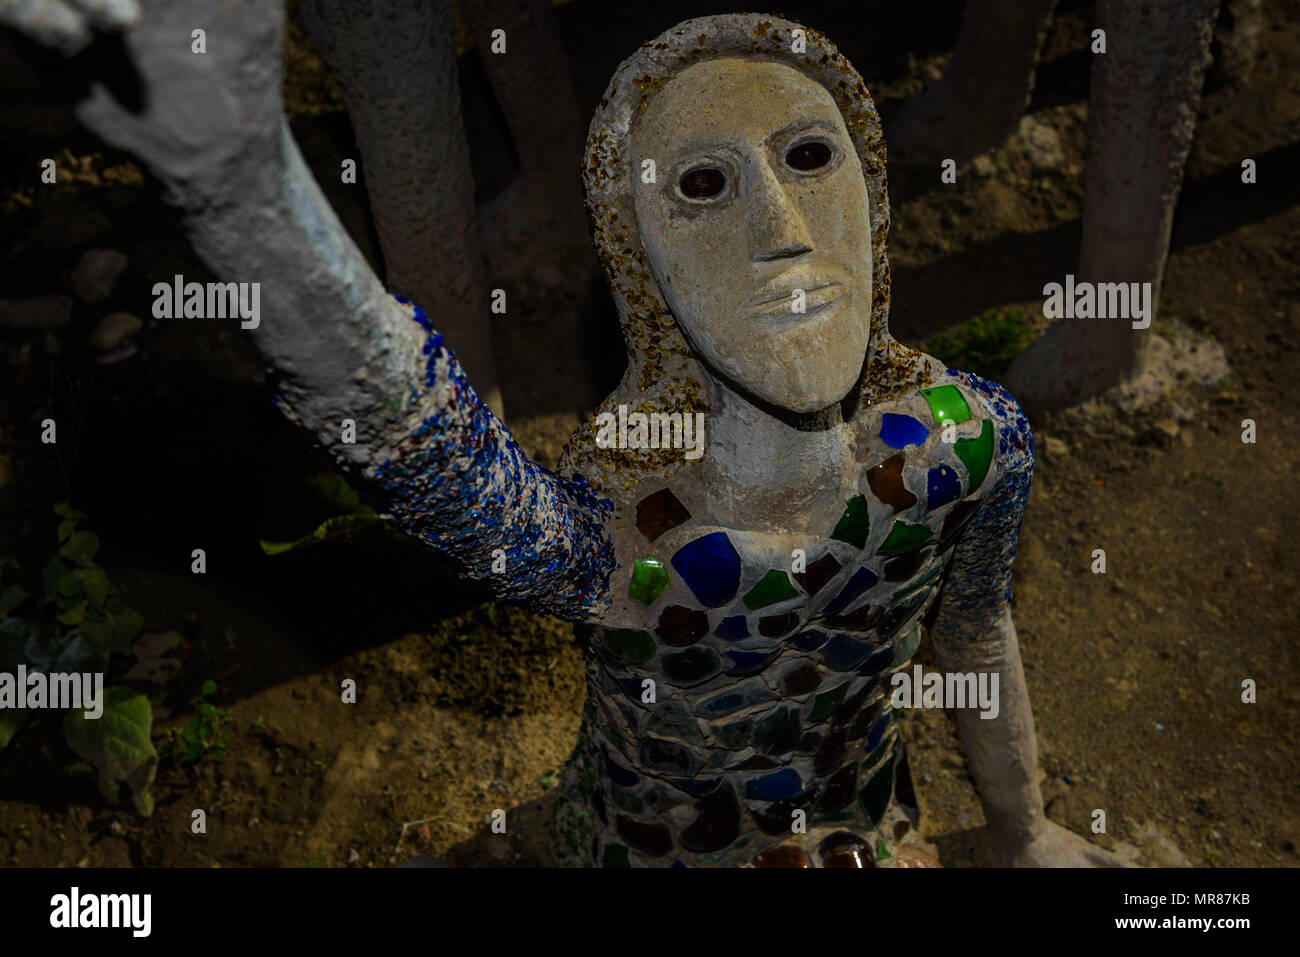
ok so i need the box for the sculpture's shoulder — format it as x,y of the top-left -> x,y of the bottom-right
858,359 -> 1034,491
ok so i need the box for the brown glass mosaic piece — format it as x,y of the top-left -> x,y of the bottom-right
679,782 -> 741,853
884,548 -> 929,582
635,487 -> 692,542
820,831 -> 874,868
939,498 -> 982,544
824,602 -> 880,631
752,844 -> 811,868
794,553 -> 841,596
781,662 -> 822,696
867,454 -> 916,512
759,611 -> 800,638
655,605 -> 709,646
615,814 -> 673,857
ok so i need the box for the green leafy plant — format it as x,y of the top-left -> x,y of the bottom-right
259,474 -> 380,555
160,678 -> 230,764
925,305 -> 1034,379
0,503 -> 157,814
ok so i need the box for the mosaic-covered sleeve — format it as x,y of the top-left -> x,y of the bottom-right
931,373 -> 1035,643
364,297 -> 617,621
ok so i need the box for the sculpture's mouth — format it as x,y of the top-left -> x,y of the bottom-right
747,281 -> 842,322
744,264 -> 846,318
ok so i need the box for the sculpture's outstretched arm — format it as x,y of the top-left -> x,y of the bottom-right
929,378 -> 1126,866
5,0 -> 615,619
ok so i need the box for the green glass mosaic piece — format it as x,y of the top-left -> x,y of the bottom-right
602,844 -> 630,868
894,621 -> 922,663
862,735 -> 892,772
753,706 -> 801,754
603,629 -> 656,664
920,384 -> 971,425
878,521 -> 934,555
611,785 -> 643,814
894,562 -> 944,600
628,557 -> 669,605
954,418 -> 994,490
857,755 -> 895,829
876,837 -> 891,860
831,495 -> 870,549
809,683 -> 848,722
743,570 -> 799,609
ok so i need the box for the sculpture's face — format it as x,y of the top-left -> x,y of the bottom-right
631,58 -> 874,414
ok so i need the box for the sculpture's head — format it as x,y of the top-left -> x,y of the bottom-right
564,14 -> 931,487
630,58 -> 874,412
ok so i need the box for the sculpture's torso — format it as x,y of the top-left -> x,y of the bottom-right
552,369 -> 1012,867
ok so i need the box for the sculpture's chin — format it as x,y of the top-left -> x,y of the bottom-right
720,352 -> 863,415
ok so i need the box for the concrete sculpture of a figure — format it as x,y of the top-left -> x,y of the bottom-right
5,1 -> 1127,866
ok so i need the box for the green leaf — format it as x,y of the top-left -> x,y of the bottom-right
53,502 -> 85,521
79,599 -> 144,656
57,519 -> 76,543
259,475 -> 380,556
63,687 -> 157,816
306,852 -> 327,868
56,569 -> 85,600
81,569 -> 111,610
0,585 -> 28,617
200,678 -> 217,696
57,601 -> 87,626
60,530 -> 101,568
42,555 -> 71,603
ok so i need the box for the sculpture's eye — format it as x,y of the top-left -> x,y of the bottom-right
679,167 -> 726,199
786,141 -> 832,171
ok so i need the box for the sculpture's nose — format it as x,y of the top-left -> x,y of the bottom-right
745,155 -> 813,262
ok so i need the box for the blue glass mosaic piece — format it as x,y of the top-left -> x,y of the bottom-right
745,768 -> 803,801
723,648 -> 782,676
865,712 -> 892,751
880,413 -> 929,449
823,567 -> 879,616
789,628 -> 829,651
671,532 -> 742,607
694,680 -> 778,718
858,646 -> 896,676
927,465 -> 962,508
820,634 -> 873,671
714,615 -> 750,641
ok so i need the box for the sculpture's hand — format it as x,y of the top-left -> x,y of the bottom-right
990,819 -> 1136,868
0,0 -> 139,56
5,0 -> 285,195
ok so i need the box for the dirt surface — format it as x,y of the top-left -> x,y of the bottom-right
0,0 -> 1296,868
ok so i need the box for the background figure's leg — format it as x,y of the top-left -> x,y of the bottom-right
1004,0 -> 1221,412
299,0 -> 503,416
888,0 -> 1058,166
460,0 -> 591,284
